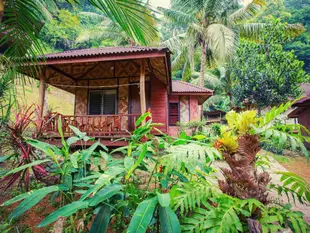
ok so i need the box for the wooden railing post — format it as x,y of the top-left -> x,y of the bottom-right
38,68 -> 46,118
140,59 -> 146,125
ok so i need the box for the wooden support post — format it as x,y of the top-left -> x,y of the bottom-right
140,59 -> 146,123
38,69 -> 46,118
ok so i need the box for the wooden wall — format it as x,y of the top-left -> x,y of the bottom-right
150,76 -> 168,132
298,107 -> 310,149
168,95 -> 200,136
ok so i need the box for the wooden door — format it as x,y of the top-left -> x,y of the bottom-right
129,83 -> 150,131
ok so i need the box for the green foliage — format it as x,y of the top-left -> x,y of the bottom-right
159,144 -> 221,174
127,197 -> 158,233
181,195 -> 264,233
172,181 -> 215,216
271,172 -> 310,204
7,185 -> 60,220
89,204 -> 112,233
231,42 -> 305,108
38,201 -> 90,227
260,204 -> 309,233
159,205 -> 181,233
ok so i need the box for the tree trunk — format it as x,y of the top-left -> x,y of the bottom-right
0,0 -> 5,23
200,41 -> 206,88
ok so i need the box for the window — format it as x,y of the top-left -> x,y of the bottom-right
169,102 -> 179,126
88,90 -> 117,115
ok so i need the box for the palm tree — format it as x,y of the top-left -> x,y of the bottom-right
160,0 -> 267,88
191,66 -> 233,111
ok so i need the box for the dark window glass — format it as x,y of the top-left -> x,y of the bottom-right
89,91 -> 102,115
169,102 -> 179,126
88,90 -> 117,115
103,90 -> 116,114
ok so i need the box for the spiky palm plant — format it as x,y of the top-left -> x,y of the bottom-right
215,101 -> 310,204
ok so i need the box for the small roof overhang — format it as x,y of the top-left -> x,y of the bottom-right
170,80 -> 213,105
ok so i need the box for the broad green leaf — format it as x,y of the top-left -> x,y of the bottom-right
89,204 -> 112,233
26,138 -> 62,157
159,206 -> 181,233
124,156 -> 135,171
89,184 -> 123,207
127,196 -> 158,233
1,159 -> 50,178
2,186 -> 59,207
67,136 -> 80,146
9,186 -> 59,220
125,144 -> 147,180
80,174 -> 112,201
82,141 -> 100,161
69,125 -> 86,138
70,152 -> 79,168
135,112 -> 150,127
157,192 -> 171,207
38,201 -> 89,227
58,117 -> 68,152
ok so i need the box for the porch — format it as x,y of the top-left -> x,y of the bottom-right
25,47 -> 172,145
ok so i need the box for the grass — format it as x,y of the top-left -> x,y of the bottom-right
14,81 -> 74,115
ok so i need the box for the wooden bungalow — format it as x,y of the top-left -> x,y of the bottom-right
203,110 -> 227,124
25,47 -> 213,146
288,84 -> 310,149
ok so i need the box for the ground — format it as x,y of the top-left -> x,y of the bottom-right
273,154 -> 310,182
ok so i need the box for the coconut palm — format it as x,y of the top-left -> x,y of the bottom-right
159,0 -> 267,87
191,66 -> 233,111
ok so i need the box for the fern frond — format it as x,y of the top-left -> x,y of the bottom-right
258,101 -> 295,127
181,195 -> 254,233
160,144 -> 222,174
275,172 -> 310,204
173,181 -> 215,215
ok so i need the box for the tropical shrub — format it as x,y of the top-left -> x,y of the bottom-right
1,112 -> 221,232
0,104 -> 51,191
1,106 -> 309,233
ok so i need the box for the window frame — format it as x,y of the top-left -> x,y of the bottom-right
168,102 -> 180,126
88,89 -> 118,115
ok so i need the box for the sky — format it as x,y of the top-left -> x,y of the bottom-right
150,0 -> 171,8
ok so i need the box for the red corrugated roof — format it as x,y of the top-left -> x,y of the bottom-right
40,46 -> 170,59
172,80 -> 213,94
294,83 -> 310,106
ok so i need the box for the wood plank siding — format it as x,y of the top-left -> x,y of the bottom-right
150,76 -> 168,133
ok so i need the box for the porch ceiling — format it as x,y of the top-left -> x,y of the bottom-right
23,47 -> 172,94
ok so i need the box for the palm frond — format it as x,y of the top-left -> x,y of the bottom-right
205,24 -> 236,64
239,23 -> 306,40
89,0 -> 158,45
229,0 -> 266,25
0,0 -> 53,80
159,7 -> 196,25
